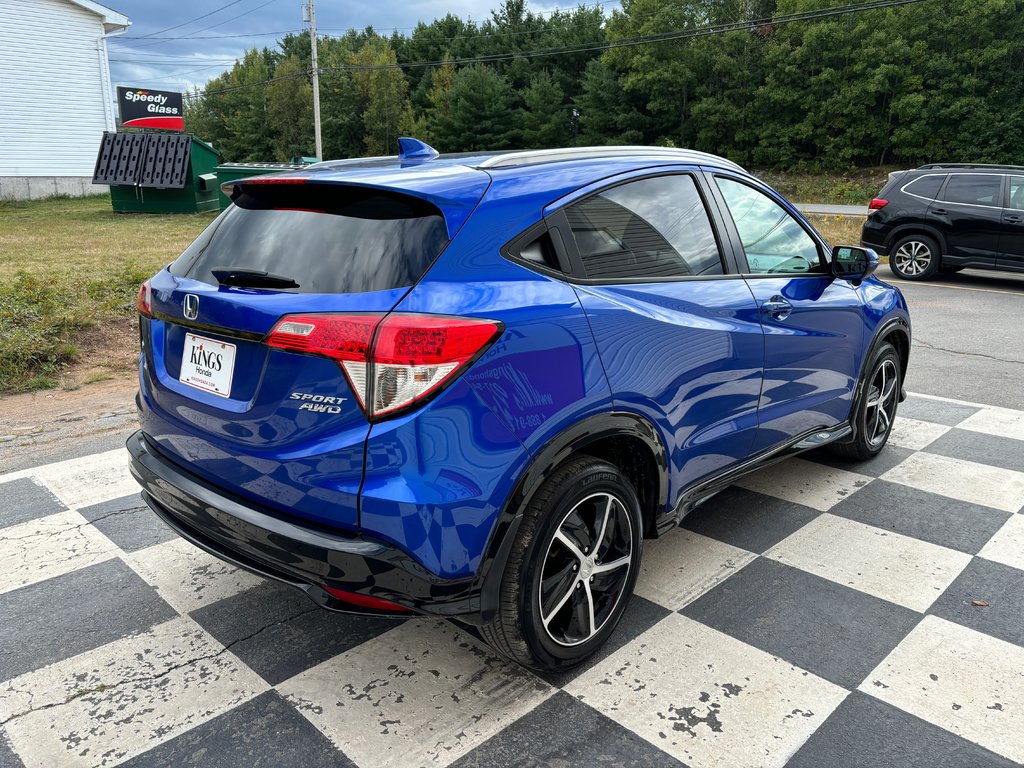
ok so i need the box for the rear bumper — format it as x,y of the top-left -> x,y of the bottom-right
127,430 -> 482,619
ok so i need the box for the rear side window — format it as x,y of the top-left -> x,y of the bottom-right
170,184 -> 449,294
942,174 -> 1002,207
565,175 -> 723,280
1007,175 -> 1024,210
903,174 -> 945,200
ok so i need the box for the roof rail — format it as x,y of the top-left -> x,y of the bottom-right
476,146 -> 745,172
918,163 -> 1024,171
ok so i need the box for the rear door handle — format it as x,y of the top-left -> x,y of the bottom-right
931,208 -> 949,215
761,296 -> 793,320
1005,214 -> 1024,224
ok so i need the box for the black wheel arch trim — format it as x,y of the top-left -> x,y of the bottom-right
886,225 -> 947,257
475,410 -> 668,623
848,316 -> 911,435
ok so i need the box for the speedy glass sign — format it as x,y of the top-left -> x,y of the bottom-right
117,87 -> 184,131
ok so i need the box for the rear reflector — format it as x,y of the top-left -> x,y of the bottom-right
136,280 -> 152,317
265,313 -> 502,421
321,585 -> 411,612
868,198 -> 889,210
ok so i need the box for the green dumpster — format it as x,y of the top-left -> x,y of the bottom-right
93,132 -> 222,214
215,162 -> 310,210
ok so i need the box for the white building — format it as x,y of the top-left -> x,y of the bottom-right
0,0 -> 130,200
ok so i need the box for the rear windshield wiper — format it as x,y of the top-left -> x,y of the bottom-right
211,268 -> 300,289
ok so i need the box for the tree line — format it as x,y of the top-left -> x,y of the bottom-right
184,0 -> 1024,169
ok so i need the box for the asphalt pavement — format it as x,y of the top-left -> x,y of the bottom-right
881,265 -> 1024,410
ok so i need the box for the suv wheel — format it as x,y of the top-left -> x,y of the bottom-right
831,342 -> 901,461
481,455 -> 642,671
890,235 -> 941,280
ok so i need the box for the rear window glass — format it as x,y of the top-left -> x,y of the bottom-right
903,174 -> 945,200
170,184 -> 449,294
942,174 -> 1002,206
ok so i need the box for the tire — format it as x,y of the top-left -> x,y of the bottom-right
480,455 -> 643,672
889,234 -> 941,280
831,342 -> 901,461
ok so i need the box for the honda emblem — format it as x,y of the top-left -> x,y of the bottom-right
183,294 -> 199,320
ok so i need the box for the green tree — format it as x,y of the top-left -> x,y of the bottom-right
266,55 -> 313,161
521,71 -> 567,148
350,38 -> 410,155
429,65 -> 518,151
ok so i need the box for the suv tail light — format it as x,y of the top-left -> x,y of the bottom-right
136,280 -> 152,317
266,313 -> 502,421
868,198 -> 889,211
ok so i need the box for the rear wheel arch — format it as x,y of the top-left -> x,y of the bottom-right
476,411 -> 668,621
886,224 -> 947,258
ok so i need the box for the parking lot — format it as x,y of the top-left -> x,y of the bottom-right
1,266 -> 1022,768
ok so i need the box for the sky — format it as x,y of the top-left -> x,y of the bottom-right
103,0 -> 575,95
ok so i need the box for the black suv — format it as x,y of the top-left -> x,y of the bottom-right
861,164 -> 1024,280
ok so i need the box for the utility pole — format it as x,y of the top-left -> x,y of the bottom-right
304,0 -> 323,159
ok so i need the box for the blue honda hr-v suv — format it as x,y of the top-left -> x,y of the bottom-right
128,140 -> 910,671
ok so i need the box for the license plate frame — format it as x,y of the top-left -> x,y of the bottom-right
179,332 -> 236,398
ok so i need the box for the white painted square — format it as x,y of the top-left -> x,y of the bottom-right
124,537 -> 265,614
765,514 -> 971,612
0,510 -> 117,595
979,514 -> 1024,571
635,528 -> 756,610
0,616 -> 268,768
958,406 -> 1024,442
565,613 -> 847,768
11,448 -> 140,509
886,417 -> 951,450
861,615 -> 1024,764
735,457 -> 871,512
881,452 -> 1024,514
278,619 -> 554,768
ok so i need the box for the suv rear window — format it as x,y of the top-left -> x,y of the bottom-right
170,184 -> 449,294
942,174 -> 1003,207
903,174 -> 945,200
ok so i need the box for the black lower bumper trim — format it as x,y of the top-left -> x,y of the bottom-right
127,431 -> 481,619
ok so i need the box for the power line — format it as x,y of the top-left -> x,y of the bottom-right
133,0 -> 247,39
113,29 -> 302,41
126,0 -> 286,51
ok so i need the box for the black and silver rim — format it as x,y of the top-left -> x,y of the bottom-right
865,358 -> 899,447
893,241 -> 932,276
538,492 -> 634,648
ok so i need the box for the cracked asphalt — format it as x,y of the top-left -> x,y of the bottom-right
881,265 -> 1024,410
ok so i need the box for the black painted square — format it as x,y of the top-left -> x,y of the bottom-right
449,690 -> 686,768
681,558 -> 919,689
924,428 -> 1024,474
0,558 -> 176,681
0,478 -> 66,529
537,594 -> 671,688
189,579 -> 396,686
897,396 -> 980,427
77,493 -> 177,552
682,486 -> 820,554
787,691 -> 1019,768
117,691 -> 352,768
0,731 -> 24,768
829,479 -> 1010,554
929,557 -> 1024,647
805,444 -> 915,477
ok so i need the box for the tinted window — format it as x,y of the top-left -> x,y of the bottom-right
942,174 -> 1002,206
565,175 -> 723,280
1009,175 -> 1024,211
715,177 -> 822,274
170,184 -> 449,294
904,174 -> 945,200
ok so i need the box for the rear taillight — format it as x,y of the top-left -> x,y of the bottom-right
265,313 -> 502,421
136,280 -> 152,317
868,198 -> 889,210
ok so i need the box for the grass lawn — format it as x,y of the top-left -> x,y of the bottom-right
0,195 -> 214,393
756,166 -> 892,205
805,213 -> 868,249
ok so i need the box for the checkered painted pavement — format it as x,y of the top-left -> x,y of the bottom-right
1,391 -> 1023,768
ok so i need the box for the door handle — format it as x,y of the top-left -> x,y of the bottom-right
931,208 -> 949,215
1006,214 -> 1024,224
761,296 -> 793,320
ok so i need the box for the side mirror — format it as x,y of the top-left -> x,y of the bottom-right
831,245 -> 878,285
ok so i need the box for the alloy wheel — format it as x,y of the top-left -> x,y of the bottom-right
538,492 -> 634,647
865,358 -> 899,447
893,240 -> 932,276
